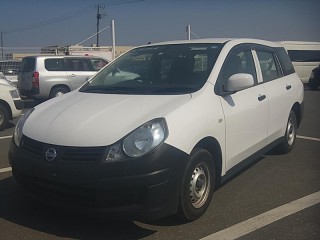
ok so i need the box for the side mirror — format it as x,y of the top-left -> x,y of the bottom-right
225,73 -> 254,92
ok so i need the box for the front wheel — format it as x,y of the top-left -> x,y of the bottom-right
178,148 -> 215,221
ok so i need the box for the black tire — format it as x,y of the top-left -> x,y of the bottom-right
0,104 -> 10,131
308,78 -> 319,90
276,110 -> 297,154
178,148 -> 215,221
49,86 -> 69,98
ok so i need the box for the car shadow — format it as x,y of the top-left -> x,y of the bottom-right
0,176 -> 156,239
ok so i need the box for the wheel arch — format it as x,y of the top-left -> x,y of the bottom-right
194,136 -> 223,184
50,84 -> 71,93
292,102 -> 302,128
0,100 -> 12,119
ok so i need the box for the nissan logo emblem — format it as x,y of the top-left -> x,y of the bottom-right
45,148 -> 57,162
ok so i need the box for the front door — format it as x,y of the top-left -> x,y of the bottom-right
217,45 -> 269,170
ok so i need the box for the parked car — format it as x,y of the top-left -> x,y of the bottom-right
308,64 -> 320,90
0,60 -> 21,86
280,41 -> 320,84
9,38 -> 304,221
18,56 -> 108,99
0,82 -> 22,130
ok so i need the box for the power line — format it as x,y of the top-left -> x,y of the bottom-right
2,7 -> 95,34
2,1 -> 146,34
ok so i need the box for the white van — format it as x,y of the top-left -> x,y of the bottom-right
281,41 -> 320,83
10,39 -> 304,221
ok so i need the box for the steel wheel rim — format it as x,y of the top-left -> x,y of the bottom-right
287,118 -> 295,146
55,92 -> 64,97
189,162 -> 211,208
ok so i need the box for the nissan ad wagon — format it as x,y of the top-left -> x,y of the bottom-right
18,56 -> 108,99
9,39 -> 304,221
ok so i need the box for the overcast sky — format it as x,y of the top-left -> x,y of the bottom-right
0,0 -> 319,47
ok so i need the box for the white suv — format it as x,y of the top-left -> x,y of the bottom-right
9,39 -> 304,221
0,83 -> 22,130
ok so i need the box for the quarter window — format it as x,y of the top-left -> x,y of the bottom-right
256,51 -> 282,82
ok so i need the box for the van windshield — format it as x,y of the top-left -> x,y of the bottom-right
80,43 -> 222,95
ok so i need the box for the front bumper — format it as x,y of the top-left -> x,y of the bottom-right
9,137 -> 189,219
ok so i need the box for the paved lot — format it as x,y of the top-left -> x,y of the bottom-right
0,89 -> 319,240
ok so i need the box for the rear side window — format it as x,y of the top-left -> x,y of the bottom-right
45,59 -> 64,71
256,51 -> 282,82
65,59 -> 94,71
275,47 -> 295,76
287,50 -> 320,62
20,57 -> 35,72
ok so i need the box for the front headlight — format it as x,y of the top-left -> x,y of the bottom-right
9,89 -> 20,99
14,108 -> 34,147
123,118 -> 168,158
104,118 -> 168,162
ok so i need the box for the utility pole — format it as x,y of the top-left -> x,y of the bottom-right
0,32 -> 3,59
96,4 -> 105,47
187,25 -> 191,40
111,20 -> 116,60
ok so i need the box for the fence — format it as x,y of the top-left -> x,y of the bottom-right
0,45 -> 115,61
0,45 -> 134,62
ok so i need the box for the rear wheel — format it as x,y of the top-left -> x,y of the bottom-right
0,104 -> 10,131
309,78 -> 319,90
178,148 -> 215,221
49,86 -> 69,98
276,110 -> 297,154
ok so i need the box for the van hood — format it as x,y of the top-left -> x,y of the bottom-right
23,91 -> 191,146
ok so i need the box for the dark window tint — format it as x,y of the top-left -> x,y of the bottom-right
256,51 -> 282,82
45,59 -> 64,71
20,57 -> 35,72
80,43 -> 223,95
65,59 -> 94,71
287,50 -> 320,62
275,47 -> 295,76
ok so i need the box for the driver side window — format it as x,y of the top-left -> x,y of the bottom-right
219,49 -> 257,88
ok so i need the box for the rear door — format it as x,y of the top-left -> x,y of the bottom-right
218,44 -> 269,170
18,57 -> 36,91
64,58 -> 96,90
253,46 -> 297,143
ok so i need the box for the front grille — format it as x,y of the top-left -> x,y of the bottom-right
21,136 -> 106,163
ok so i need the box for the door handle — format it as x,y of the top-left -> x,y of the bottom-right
69,74 -> 76,77
286,85 -> 292,90
258,94 -> 266,101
